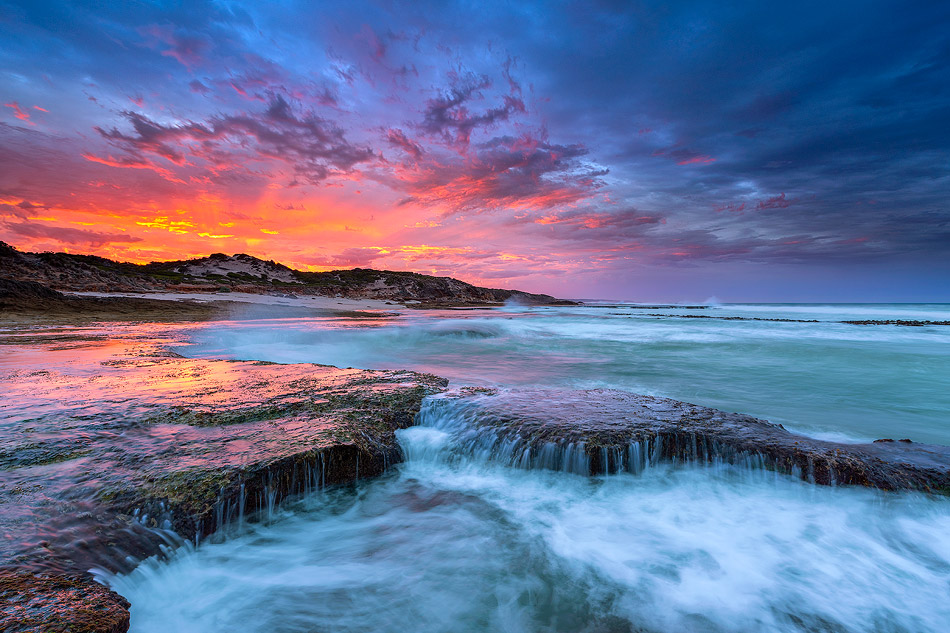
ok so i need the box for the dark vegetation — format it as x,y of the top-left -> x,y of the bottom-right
0,241 -> 575,306
0,277 -> 223,322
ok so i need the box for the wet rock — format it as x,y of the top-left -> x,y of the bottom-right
426,388 -> 950,493
0,572 -> 130,633
1,354 -> 447,570
0,346 -> 446,631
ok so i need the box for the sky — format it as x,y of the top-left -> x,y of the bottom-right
1,0 -> 948,301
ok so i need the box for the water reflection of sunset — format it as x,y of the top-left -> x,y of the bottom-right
0,322 -> 444,575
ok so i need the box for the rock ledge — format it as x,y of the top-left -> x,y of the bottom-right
423,388 -> 950,493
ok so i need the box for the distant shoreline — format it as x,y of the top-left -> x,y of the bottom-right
0,241 -> 578,307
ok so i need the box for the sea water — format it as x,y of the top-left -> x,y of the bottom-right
179,302 -> 950,443
105,304 -> 950,631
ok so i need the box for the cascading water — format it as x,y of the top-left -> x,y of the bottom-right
104,393 -> 950,633
74,303 -> 950,631
412,394 -> 788,478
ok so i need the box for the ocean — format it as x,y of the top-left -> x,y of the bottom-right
102,303 -> 950,632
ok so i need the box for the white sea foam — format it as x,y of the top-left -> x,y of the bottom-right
107,413 -> 950,633
103,306 -> 950,631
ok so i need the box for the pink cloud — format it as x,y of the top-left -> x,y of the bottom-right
386,128 -> 424,160
4,102 -> 34,125
388,133 -> 605,214
1,220 -> 143,247
714,202 -> 746,214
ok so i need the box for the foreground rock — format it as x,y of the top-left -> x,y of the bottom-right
0,343 -> 446,631
424,388 -> 950,493
0,572 -> 130,633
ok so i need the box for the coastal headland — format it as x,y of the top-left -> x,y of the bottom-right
0,241 -> 577,316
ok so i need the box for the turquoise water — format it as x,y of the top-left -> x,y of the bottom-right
106,303 -> 950,632
108,415 -> 950,633
180,303 -> 950,444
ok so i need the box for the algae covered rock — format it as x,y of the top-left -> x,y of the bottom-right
0,572 -> 130,633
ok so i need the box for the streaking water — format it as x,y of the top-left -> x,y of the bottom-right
107,406 -> 950,633
101,303 -> 950,631
179,303 -> 950,443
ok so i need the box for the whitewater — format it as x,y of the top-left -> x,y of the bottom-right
104,303 -> 950,632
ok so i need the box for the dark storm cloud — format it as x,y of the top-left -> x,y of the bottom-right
270,0 -> 947,270
419,71 -> 526,150
91,95 -> 375,184
435,0 -> 950,264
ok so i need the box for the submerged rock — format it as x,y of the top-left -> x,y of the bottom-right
841,319 -> 950,326
422,388 -> 950,493
0,343 -> 446,631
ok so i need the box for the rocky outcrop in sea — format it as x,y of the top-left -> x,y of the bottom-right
421,388 -> 950,492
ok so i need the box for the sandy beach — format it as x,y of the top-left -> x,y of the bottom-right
66,290 -> 410,311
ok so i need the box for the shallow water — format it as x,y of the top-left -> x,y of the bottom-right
66,304 -> 950,631
178,303 -> 950,443
107,405 -> 950,633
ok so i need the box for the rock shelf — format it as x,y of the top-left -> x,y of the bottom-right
423,388 -> 950,492
0,349 -> 446,632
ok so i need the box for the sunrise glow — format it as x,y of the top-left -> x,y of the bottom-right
1,1 -> 947,300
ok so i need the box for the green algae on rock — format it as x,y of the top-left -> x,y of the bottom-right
0,339 -> 446,632
1,353 -> 446,566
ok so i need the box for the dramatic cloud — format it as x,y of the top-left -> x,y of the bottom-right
90,95 -> 375,185
389,134 -> 607,214
0,0 -> 947,300
1,220 -> 143,247
386,129 -> 423,161
419,71 -> 526,150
